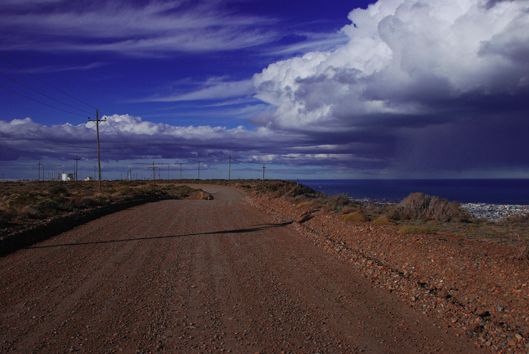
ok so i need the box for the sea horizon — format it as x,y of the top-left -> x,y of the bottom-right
299,178 -> 529,205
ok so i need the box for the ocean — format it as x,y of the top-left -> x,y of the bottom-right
299,179 -> 529,205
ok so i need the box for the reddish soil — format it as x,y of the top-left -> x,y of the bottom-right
246,190 -> 529,353
0,185 -> 482,353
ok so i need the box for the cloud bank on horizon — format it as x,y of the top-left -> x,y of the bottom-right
0,115 -> 359,169
1,0 -> 529,177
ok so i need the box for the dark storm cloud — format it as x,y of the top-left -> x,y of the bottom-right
253,0 -> 529,175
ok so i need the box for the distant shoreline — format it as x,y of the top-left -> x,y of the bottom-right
299,178 -> 529,206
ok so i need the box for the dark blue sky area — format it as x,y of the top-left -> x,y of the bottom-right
0,0 -> 372,126
0,0 -> 528,179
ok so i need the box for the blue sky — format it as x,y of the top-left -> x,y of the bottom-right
0,0 -> 362,126
1,0 -> 528,180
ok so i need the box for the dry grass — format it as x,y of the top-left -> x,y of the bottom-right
372,215 -> 393,225
295,200 -> 318,209
436,221 -> 529,243
399,224 -> 439,235
247,180 -> 320,199
243,181 -> 528,243
342,210 -> 366,223
389,192 -> 471,222
0,181 -> 207,236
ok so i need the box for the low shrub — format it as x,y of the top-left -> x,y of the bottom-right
295,200 -> 318,209
390,192 -> 470,222
34,199 -> 60,212
252,181 -> 320,200
18,205 -> 43,219
372,215 -> 393,225
324,194 -> 352,212
72,196 -> 99,209
342,210 -> 366,223
48,184 -> 68,195
286,183 -> 320,198
0,209 -> 14,225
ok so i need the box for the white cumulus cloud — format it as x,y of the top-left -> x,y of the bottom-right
254,0 -> 529,130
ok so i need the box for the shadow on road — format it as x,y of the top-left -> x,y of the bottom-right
25,221 -> 294,250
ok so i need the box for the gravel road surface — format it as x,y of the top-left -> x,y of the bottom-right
0,185 -> 482,353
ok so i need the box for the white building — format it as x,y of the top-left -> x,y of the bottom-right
59,173 -> 74,181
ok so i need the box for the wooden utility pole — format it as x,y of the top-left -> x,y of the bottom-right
74,156 -> 81,181
152,161 -> 156,181
179,163 -> 183,179
88,110 -> 105,191
262,164 -> 266,180
37,160 -> 42,181
197,161 -> 201,180
228,155 -> 232,181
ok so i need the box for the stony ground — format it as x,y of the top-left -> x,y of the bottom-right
0,185 -> 481,353
246,189 -> 529,353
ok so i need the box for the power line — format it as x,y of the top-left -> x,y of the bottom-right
0,82 -> 88,117
0,72 -> 92,116
0,57 -> 97,112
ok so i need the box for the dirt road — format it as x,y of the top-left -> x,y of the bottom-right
0,185 -> 481,353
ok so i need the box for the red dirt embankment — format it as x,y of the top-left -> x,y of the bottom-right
246,189 -> 529,353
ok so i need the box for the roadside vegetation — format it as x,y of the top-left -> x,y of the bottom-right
242,181 -> 529,352
0,181 -> 210,237
241,180 -> 529,243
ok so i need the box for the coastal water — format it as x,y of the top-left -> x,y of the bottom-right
299,179 -> 529,205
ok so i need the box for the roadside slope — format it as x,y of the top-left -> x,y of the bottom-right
0,185 -> 482,353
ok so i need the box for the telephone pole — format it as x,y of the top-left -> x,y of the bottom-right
37,160 -> 42,181
197,161 -> 201,180
228,155 -> 232,181
152,161 -> 156,181
262,164 -> 266,181
74,156 -> 81,181
179,163 -> 183,179
88,109 -> 105,191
